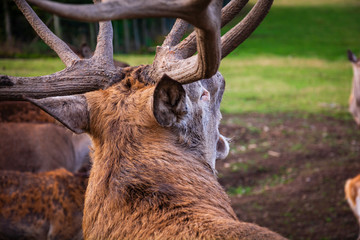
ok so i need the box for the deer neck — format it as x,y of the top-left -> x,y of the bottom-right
83,126 -> 237,237
89,125 -> 212,186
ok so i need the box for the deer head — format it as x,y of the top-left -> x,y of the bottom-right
348,50 -> 360,125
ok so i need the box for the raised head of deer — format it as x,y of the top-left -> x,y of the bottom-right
0,0 -> 285,239
348,50 -> 360,125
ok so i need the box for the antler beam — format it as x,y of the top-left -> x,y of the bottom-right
0,63 -> 122,100
26,0 -> 213,24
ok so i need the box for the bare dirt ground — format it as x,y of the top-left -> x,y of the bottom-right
217,113 -> 360,240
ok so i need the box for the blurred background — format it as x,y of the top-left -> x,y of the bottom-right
1,0 -> 360,239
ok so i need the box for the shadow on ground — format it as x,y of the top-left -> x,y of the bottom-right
217,113 -> 360,240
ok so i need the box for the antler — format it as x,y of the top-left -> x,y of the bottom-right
0,0 -> 120,100
151,0 -> 272,83
171,0 -> 250,60
0,0 -> 273,99
26,0 -> 222,83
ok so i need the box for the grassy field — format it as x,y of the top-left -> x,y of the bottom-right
0,0 -> 359,116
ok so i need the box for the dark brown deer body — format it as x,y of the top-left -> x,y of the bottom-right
348,50 -> 360,125
0,101 -> 92,173
0,168 -> 87,240
0,0 -> 285,239
0,101 -> 55,123
0,123 -> 91,173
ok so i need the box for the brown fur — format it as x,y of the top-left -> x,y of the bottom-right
0,168 -> 88,240
79,70 -> 286,239
0,122 -> 92,173
0,101 -> 92,173
0,101 -> 55,123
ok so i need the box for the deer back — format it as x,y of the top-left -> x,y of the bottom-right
0,122 -> 91,173
0,168 -> 88,240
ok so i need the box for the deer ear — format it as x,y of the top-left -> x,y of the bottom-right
153,74 -> 188,127
348,50 -> 358,63
27,95 -> 89,134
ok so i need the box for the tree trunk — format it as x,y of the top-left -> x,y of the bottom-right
141,19 -> 149,47
3,0 -> 13,44
89,23 -> 96,50
53,15 -> 62,39
161,18 -> 167,36
113,21 -> 120,54
123,20 -> 130,53
133,19 -> 140,51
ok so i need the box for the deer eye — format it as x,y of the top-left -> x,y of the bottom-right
200,90 -> 210,102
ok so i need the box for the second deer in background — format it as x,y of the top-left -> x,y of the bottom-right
69,43 -> 130,68
348,50 -> 360,125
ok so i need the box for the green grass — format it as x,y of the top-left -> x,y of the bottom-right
228,186 -> 253,196
219,56 -> 351,114
0,0 -> 358,116
224,1 -> 360,60
0,55 -> 352,115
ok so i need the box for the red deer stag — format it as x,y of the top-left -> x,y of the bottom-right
348,50 -> 360,125
0,0 -> 286,239
0,168 -> 88,240
345,174 -> 360,240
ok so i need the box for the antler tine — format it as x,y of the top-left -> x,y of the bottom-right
175,0 -> 249,58
91,0 -> 115,68
221,0 -> 273,58
162,19 -> 189,48
13,0 -> 79,67
221,0 -> 249,26
92,21 -> 115,68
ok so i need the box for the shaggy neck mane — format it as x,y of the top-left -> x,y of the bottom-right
83,123 -> 238,239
